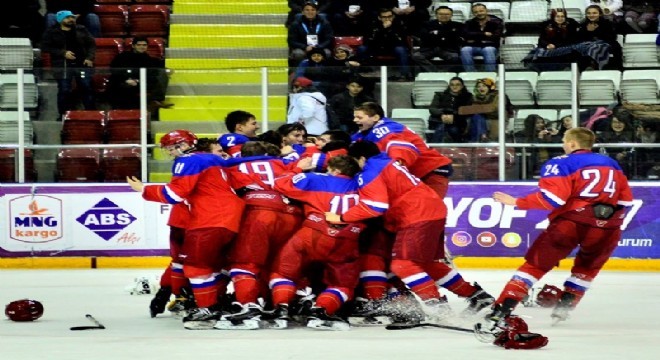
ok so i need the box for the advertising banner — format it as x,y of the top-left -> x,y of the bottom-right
1,182 -> 658,259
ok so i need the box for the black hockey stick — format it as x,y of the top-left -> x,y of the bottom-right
386,322 -> 473,333
70,314 -> 106,330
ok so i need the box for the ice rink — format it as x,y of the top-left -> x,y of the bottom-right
1,268 -> 659,360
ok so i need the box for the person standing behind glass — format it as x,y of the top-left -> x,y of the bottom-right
45,0 -> 101,38
41,10 -> 96,119
428,77 -> 472,143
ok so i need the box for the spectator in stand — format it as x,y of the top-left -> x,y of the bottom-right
108,36 -> 171,111
412,6 -> 463,73
381,0 -> 432,37
597,109 -> 635,176
460,3 -> 504,72
635,121 -> 659,178
326,44 -> 362,75
287,77 -> 329,136
585,0 -> 623,23
578,5 -> 623,70
358,8 -> 412,81
458,78 -> 513,142
286,0 -> 332,27
514,114 -> 559,178
622,2 -> 659,33
330,0 -> 371,36
523,9 -> 581,72
556,114 -> 575,139
41,10 -> 96,119
327,76 -> 375,132
288,1 -> 334,65
428,76 -> 472,143
45,0 -> 101,38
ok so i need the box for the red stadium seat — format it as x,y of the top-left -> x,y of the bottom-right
123,37 -> 166,60
473,147 -> 516,180
92,72 -> 111,95
94,5 -> 129,37
94,38 -> 125,68
128,5 -> 170,37
105,110 -> 147,144
436,147 -> 473,181
95,0 -> 132,3
61,111 -> 106,144
333,36 -> 363,53
0,149 -> 37,182
55,149 -> 102,182
134,0 -> 173,3
102,148 -> 141,182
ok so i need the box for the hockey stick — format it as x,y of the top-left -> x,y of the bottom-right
70,314 -> 106,331
386,322 -> 473,333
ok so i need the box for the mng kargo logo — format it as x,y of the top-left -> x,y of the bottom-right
76,198 -> 136,241
10,195 -> 63,243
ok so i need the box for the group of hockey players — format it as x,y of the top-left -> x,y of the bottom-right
127,102 -> 633,350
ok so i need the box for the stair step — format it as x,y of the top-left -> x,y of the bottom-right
173,2 -> 289,15
168,84 -> 287,96
164,95 -> 287,108
165,58 -> 287,69
169,35 -> 287,48
171,14 -> 286,25
166,48 -> 287,59
170,69 -> 289,85
170,24 -> 286,36
159,108 -> 287,122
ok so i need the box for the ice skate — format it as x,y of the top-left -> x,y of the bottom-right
215,302 -> 263,330
461,283 -> 495,317
306,307 -> 350,331
149,286 -> 172,318
259,304 -> 290,329
551,292 -> 576,325
421,297 -> 456,324
348,297 -> 391,326
474,298 -> 516,343
183,307 -> 221,330
387,295 -> 425,326
167,288 -> 195,319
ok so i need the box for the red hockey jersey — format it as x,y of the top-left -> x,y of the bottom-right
516,150 -> 634,222
341,153 -> 446,231
351,118 -> 451,178
142,153 -> 245,231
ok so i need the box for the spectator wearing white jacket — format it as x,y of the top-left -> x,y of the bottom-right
287,77 -> 329,135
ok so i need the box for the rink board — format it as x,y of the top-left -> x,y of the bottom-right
1,182 -> 658,270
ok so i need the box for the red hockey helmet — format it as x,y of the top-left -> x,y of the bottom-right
5,299 -> 44,322
159,129 -> 198,149
536,284 -> 562,308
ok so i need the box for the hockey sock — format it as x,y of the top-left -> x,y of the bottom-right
562,272 -> 593,308
215,269 -> 230,298
315,287 -> 351,315
269,274 -> 296,306
391,259 -> 440,301
360,254 -> 388,300
184,265 -> 218,308
496,262 -> 546,305
230,264 -> 260,304
160,264 -> 172,288
170,262 -> 188,296
426,262 -> 476,298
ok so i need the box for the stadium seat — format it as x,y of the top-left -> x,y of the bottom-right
578,70 -> 621,106
0,149 -> 37,182
0,73 -> 38,109
436,147 -> 472,180
499,36 -> 537,70
484,2 -> 511,21
106,110 -> 146,144
102,148 -> 141,182
536,71 -> 572,106
431,2 -> 471,23
504,71 -> 537,106
391,108 -> 431,135
92,73 -> 111,96
333,36 -> 363,53
623,34 -> 660,68
620,70 -> 660,104
549,0 -> 584,20
473,147 -> 516,180
508,0 -> 548,23
61,110 -> 106,145
124,37 -> 166,60
129,5 -> 170,37
134,0 -> 173,3
411,72 -> 457,107
55,149 -> 102,182
93,4 -> 129,37
94,38 -> 125,68
95,0 -> 132,3
0,111 -> 33,144
457,72 -> 498,92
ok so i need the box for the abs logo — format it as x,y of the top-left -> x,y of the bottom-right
10,195 -> 63,243
76,198 -> 136,241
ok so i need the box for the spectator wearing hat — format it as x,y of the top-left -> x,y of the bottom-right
287,77 -> 329,135
460,3 -> 503,72
412,6 -> 463,73
458,78 -> 513,142
328,76 -> 375,132
45,0 -> 101,38
288,1 -> 334,65
41,9 -> 96,118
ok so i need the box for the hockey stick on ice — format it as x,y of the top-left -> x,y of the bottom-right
386,322 -> 473,333
70,314 -> 106,330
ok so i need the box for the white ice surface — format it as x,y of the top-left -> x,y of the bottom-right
1,269 -> 659,360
